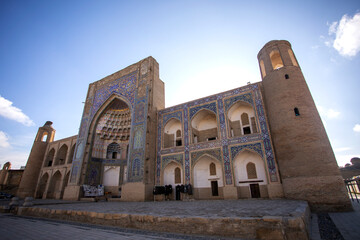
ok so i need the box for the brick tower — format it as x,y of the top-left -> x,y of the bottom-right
257,40 -> 351,211
17,121 -> 55,198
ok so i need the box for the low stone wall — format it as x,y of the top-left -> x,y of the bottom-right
16,205 -> 310,240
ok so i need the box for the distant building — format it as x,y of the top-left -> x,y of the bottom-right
0,162 -> 24,196
340,157 -> 360,179
17,40 -> 351,211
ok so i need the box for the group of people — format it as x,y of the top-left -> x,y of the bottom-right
153,184 -> 193,200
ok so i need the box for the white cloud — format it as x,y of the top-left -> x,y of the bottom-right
353,124 -> 360,132
327,109 -> 340,119
334,147 -> 352,153
317,106 -> 340,119
0,95 -> 34,126
328,21 -> 338,35
0,131 -> 10,148
328,13 -> 360,57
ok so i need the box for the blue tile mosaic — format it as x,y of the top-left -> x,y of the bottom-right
156,82 -> 279,185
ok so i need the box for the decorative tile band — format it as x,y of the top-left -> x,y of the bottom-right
190,148 -> 222,167
189,102 -> 217,120
161,154 -> 184,168
163,111 -> 183,125
230,142 -> 263,160
224,92 -> 253,112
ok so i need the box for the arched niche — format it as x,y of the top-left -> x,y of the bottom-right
36,173 -> 49,199
270,50 -> 284,70
47,170 -> 62,199
44,148 -> 55,167
163,161 -> 183,186
55,144 -> 68,166
163,118 -> 182,148
106,142 -> 121,159
191,109 -> 218,143
260,60 -> 266,78
233,150 -> 268,186
227,101 -> 258,137
193,155 -> 223,189
41,132 -> 48,142
90,97 -> 131,160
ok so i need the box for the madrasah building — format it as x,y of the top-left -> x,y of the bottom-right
17,40 -> 352,211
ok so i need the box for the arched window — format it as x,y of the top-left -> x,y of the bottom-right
288,49 -> 298,66
241,113 -> 251,135
3,162 -> 11,170
270,50 -> 284,70
41,132 -> 48,142
241,113 -> 249,125
260,60 -> 266,78
106,142 -> 121,159
191,109 -> 218,143
246,162 -> 257,179
55,144 -> 68,165
294,107 -> 300,116
174,167 -> 181,184
209,162 -> 216,176
227,101 -> 257,137
163,118 -> 182,148
45,148 -> 55,167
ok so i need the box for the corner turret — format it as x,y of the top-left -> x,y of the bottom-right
258,40 -> 351,211
17,121 -> 56,198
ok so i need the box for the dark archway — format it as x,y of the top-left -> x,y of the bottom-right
36,173 -> 49,199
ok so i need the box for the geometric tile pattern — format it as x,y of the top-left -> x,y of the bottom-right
190,148 -> 221,167
128,87 -> 149,182
224,93 -> 253,112
189,102 -> 217,120
162,154 -> 183,168
156,82 -> 279,186
163,111 -> 182,125
230,142 -> 263,160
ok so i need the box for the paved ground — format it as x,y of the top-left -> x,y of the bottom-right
18,199 -> 308,218
0,213 -> 237,240
1,198 -> 359,239
310,200 -> 360,240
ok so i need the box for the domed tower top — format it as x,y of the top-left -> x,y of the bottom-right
35,121 -> 55,143
257,40 -> 299,80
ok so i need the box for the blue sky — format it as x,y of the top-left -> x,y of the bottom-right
0,0 -> 359,169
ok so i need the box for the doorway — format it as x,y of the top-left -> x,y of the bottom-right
250,183 -> 260,198
211,181 -> 219,196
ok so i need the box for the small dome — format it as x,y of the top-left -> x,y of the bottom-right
350,157 -> 360,165
44,121 -> 53,126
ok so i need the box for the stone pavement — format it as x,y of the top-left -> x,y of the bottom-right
9,199 -> 310,239
3,198 -> 360,239
310,200 -> 360,240
0,213 -> 237,240
18,199 -> 307,218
